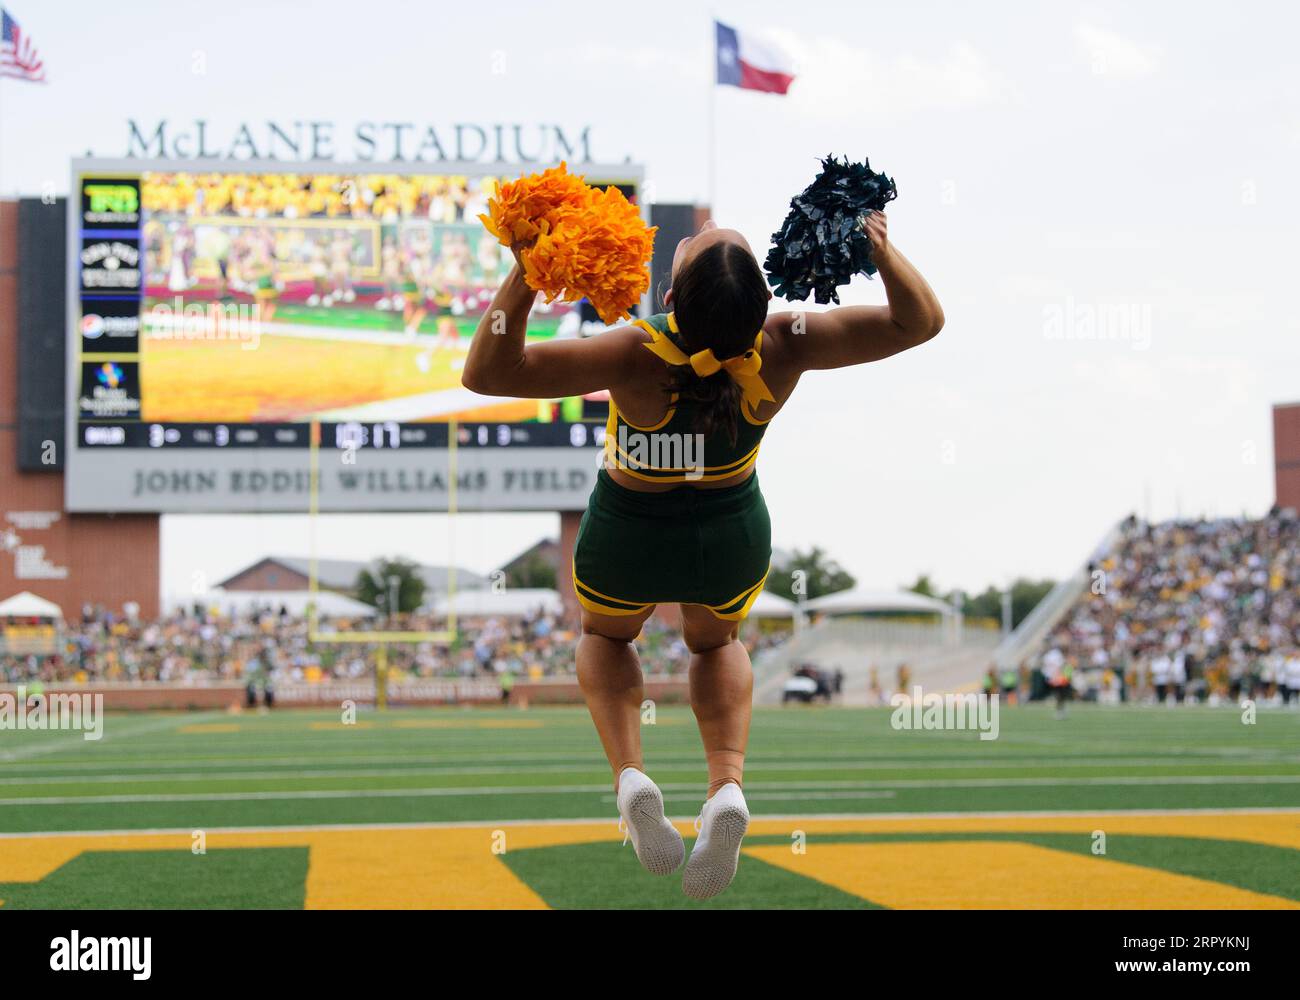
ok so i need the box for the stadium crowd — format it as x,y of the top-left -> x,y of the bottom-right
0,604 -> 751,687
143,171 -> 494,224
1035,509 -> 1300,703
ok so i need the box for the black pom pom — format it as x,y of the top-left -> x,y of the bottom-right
764,154 -> 898,304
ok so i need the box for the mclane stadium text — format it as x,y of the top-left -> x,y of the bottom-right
124,119 -> 597,164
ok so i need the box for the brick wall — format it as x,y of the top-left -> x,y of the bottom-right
558,509 -> 581,621
0,678 -> 689,710
1274,403 -> 1300,511
0,200 -> 160,620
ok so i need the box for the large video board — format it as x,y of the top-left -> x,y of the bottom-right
65,159 -> 645,512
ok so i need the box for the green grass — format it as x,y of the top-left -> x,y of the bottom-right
3,704 -> 1299,909
500,842 -> 880,909
0,848 -> 309,910
2,704 -> 1298,833
234,304 -> 562,339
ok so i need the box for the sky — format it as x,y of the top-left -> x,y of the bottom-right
2,0 -> 1297,606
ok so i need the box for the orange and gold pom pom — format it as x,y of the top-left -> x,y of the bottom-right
479,163 -> 656,325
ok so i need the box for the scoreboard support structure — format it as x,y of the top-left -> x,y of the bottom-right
305,419 -> 460,709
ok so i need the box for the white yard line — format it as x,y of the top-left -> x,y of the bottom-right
5,755 -> 1298,785
3,806 -> 1298,839
0,713 -> 225,763
649,791 -> 899,803
12,744 -> 1295,773
6,774 -> 1300,806
304,385 -> 506,422
149,320 -> 458,348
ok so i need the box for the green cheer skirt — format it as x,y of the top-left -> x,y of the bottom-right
572,468 -> 771,620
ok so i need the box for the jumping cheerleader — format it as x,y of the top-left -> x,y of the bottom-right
328,230 -> 357,305
377,236 -> 402,311
307,236 -> 330,307
399,250 -> 428,338
250,231 -> 279,325
462,212 -> 942,898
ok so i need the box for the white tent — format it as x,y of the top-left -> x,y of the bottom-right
746,590 -> 798,619
203,589 -> 379,618
0,591 -> 65,620
803,587 -> 954,618
434,588 -> 563,618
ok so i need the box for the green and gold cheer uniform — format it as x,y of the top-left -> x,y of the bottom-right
572,312 -> 773,621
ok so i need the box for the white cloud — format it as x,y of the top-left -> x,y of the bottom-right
541,42 -> 704,81
994,272 -> 1073,302
1042,229 -> 1165,252
764,34 -> 1017,119
554,34 -> 1018,124
1073,22 -> 1162,80
1069,354 -> 1257,419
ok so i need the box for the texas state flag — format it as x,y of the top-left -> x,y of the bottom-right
715,20 -> 795,95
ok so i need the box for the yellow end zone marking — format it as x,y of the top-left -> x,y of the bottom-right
302,826 -> 545,909
746,841 -> 1299,910
0,828 -> 550,910
749,812 -> 1300,852
178,723 -> 242,734
1,811 -> 1296,909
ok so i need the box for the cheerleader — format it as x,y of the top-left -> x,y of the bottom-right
462,212 -> 942,897
249,231 -> 279,325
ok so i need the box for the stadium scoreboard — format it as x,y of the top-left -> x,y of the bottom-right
64,159 -> 644,513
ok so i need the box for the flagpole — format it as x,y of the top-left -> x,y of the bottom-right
706,13 -> 717,215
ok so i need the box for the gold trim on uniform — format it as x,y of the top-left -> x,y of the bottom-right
704,567 -> 771,621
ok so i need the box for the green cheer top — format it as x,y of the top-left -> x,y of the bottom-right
604,312 -> 775,484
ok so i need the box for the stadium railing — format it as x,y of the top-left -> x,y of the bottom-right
753,618 -> 1002,703
993,519 -> 1126,671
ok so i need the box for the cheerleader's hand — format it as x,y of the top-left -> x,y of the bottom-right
508,236 -> 537,270
862,210 -> 891,267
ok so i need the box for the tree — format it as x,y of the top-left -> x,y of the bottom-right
905,574 -> 939,599
948,578 -> 1056,629
355,558 -> 427,615
962,585 -> 1004,622
1008,578 -> 1054,628
767,546 -> 856,602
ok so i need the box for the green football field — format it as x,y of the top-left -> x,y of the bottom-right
2,704 -> 1298,909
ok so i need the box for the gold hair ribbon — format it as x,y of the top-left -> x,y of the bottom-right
640,314 -> 775,411
689,349 -> 723,377
722,337 -> 775,408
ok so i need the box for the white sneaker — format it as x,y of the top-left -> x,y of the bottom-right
616,767 -> 684,876
682,783 -> 749,899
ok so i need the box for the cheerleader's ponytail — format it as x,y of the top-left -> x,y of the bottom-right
668,241 -> 769,446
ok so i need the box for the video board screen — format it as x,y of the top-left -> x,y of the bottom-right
65,160 -> 645,513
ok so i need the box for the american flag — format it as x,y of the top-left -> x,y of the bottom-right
2,8 -> 46,83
